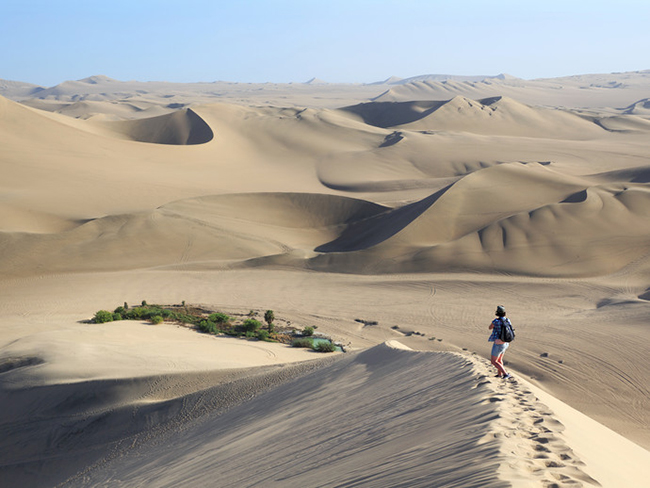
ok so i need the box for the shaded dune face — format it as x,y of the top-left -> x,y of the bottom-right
341,100 -> 449,127
57,345 -> 504,488
311,163 -> 650,276
0,193 -> 387,276
110,108 -> 214,145
315,185 -> 452,252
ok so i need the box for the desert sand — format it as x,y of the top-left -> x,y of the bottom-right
1,71 -> 649,487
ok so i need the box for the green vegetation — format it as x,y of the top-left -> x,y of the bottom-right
199,320 -> 219,334
292,337 -> 314,349
93,310 -> 114,323
92,301 -> 341,353
302,326 -> 315,336
291,336 -> 338,353
256,330 -> 271,341
209,313 -> 231,324
94,302 -> 257,339
241,319 -> 261,333
315,341 -> 337,353
265,310 -> 275,333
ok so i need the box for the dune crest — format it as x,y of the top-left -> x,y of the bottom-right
343,96 -> 604,138
107,108 -> 214,145
10,344 -> 609,487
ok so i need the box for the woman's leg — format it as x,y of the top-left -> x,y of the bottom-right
490,343 -> 508,376
491,354 -> 507,376
494,353 -> 508,376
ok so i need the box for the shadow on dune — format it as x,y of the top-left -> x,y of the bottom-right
340,100 -> 448,128
68,345 -> 503,488
0,360 -> 333,488
111,108 -> 213,145
592,165 -> 650,183
316,184 -> 452,252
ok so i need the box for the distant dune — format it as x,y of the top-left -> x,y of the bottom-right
342,96 -> 606,138
108,108 -> 214,145
373,70 -> 650,109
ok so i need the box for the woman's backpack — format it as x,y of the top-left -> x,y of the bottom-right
499,318 -> 515,342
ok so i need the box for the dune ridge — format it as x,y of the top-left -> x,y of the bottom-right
373,70 -> 650,109
342,96 -> 605,139
107,108 -> 214,145
2,343 -> 606,487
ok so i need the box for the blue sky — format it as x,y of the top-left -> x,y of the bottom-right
2,0 -> 649,86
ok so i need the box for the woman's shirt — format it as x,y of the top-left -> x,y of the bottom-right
489,317 -> 511,344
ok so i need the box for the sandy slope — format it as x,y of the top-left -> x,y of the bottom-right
64,344 -> 605,488
1,71 -> 650,486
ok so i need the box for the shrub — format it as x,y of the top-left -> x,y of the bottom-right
174,312 -> 199,325
199,320 -> 218,334
112,313 -> 123,321
256,330 -> 270,341
114,306 -> 127,316
302,326 -> 314,337
315,341 -> 336,353
209,313 -> 231,324
141,300 -> 148,307
245,330 -> 256,338
126,307 -> 146,320
94,310 -> 114,323
151,315 -> 164,325
242,319 -> 261,333
292,338 -> 314,349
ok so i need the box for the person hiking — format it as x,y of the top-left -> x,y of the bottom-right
488,305 -> 512,379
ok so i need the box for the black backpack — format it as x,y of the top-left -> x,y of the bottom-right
499,318 -> 515,342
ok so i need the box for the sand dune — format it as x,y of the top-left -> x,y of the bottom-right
108,108 -> 214,145
1,92 -> 649,278
5,70 -> 650,117
1,75 -> 388,111
72,344 -> 582,487
5,340 -> 637,487
0,78 -> 43,99
0,322 -> 335,487
343,96 -> 606,138
374,70 -> 650,109
596,114 -> 650,132
0,193 -> 386,276
624,98 -> 650,115
1,71 -> 650,486
20,98 -> 176,120
4,168 -> 647,278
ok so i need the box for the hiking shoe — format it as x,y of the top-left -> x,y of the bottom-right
503,373 -> 512,380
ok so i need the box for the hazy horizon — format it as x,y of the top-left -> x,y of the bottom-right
3,0 -> 649,87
